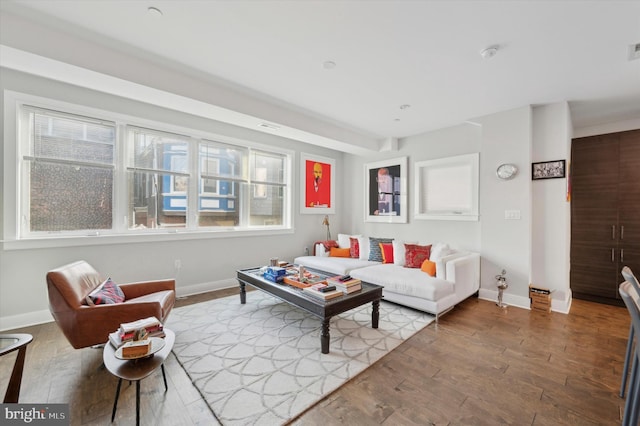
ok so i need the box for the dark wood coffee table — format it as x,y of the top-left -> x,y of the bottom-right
237,267 -> 383,354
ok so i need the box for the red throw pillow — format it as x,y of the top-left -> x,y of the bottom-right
349,237 -> 360,258
405,244 -> 432,268
380,242 -> 394,264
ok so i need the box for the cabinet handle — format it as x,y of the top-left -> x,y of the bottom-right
621,225 -> 624,240
612,248 -> 615,262
621,248 -> 624,263
612,225 -> 616,239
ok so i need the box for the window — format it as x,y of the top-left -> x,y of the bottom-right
16,100 -> 292,240
414,153 -> 479,221
127,127 -> 190,229
21,106 -> 116,234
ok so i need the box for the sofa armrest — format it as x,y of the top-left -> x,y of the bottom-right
445,253 -> 480,299
119,279 -> 175,300
435,251 -> 468,280
313,240 -> 338,256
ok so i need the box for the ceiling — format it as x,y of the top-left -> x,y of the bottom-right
1,0 -> 639,147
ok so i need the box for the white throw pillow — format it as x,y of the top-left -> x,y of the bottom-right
430,242 -> 452,261
357,236 -> 370,260
337,233 -> 361,249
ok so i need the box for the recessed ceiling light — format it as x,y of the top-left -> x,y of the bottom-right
148,6 -> 163,17
480,46 -> 499,59
322,61 -> 336,70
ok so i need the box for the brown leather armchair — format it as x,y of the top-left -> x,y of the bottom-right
47,261 -> 176,349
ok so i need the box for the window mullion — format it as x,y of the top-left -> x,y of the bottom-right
187,138 -> 199,229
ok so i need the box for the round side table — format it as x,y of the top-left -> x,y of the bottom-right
103,329 -> 175,426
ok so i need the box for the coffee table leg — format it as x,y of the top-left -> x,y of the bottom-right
321,318 -> 330,354
239,281 -> 246,304
372,300 -> 380,329
111,378 -> 122,422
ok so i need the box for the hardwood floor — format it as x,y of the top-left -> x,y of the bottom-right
0,289 -> 630,425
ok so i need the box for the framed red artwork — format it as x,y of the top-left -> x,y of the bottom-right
300,153 -> 335,214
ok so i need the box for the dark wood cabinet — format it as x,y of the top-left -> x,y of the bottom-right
570,129 -> 640,305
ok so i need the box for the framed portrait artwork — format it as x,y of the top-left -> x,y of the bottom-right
532,160 -> 566,180
300,153 -> 335,214
365,157 -> 407,223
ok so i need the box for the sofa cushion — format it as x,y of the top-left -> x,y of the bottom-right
350,264 -> 455,301
369,237 -> 394,262
294,255 -> 379,276
405,244 -> 432,268
330,247 -> 351,257
337,233 -> 361,249
421,259 -> 437,276
379,243 -> 394,264
357,236 -> 370,260
349,237 -> 360,258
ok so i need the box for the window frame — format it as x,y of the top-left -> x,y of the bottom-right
4,91 -> 294,248
414,153 -> 480,221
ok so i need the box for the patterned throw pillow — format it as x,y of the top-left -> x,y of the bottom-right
349,237 -> 360,258
368,237 -> 394,262
86,278 -> 125,305
379,242 -> 394,264
405,244 -> 432,268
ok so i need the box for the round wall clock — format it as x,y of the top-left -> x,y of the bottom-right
496,163 -> 518,180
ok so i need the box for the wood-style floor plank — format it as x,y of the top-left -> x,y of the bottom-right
0,289 -> 630,426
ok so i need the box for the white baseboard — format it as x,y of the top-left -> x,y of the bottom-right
0,309 -> 54,332
0,278 -> 239,332
175,278 -> 238,298
478,288 -> 571,314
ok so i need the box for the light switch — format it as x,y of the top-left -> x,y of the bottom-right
504,210 -> 521,220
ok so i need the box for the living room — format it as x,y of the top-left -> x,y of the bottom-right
1,1 -> 640,425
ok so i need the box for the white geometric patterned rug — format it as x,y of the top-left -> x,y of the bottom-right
166,291 -> 434,425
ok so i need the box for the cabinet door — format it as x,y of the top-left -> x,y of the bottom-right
619,130 -> 640,280
570,134 -> 620,303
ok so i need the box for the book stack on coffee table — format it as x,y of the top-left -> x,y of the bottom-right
327,275 -> 362,294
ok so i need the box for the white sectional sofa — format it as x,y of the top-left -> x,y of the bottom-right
294,234 -> 480,320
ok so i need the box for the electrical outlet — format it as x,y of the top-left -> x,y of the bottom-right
304,247 -> 309,256
174,259 -> 181,269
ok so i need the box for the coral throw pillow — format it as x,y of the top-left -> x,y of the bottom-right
349,237 -> 360,258
330,247 -> 351,258
86,278 -> 125,305
379,242 -> 394,264
421,259 -> 437,276
405,244 -> 432,268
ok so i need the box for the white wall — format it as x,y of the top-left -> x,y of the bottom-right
476,107 -> 532,306
531,102 -> 572,312
342,123 -> 482,250
0,68 -> 345,331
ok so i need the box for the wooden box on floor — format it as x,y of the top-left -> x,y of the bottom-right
529,284 -> 551,312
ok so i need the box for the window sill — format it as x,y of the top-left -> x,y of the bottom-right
1,227 -> 294,251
